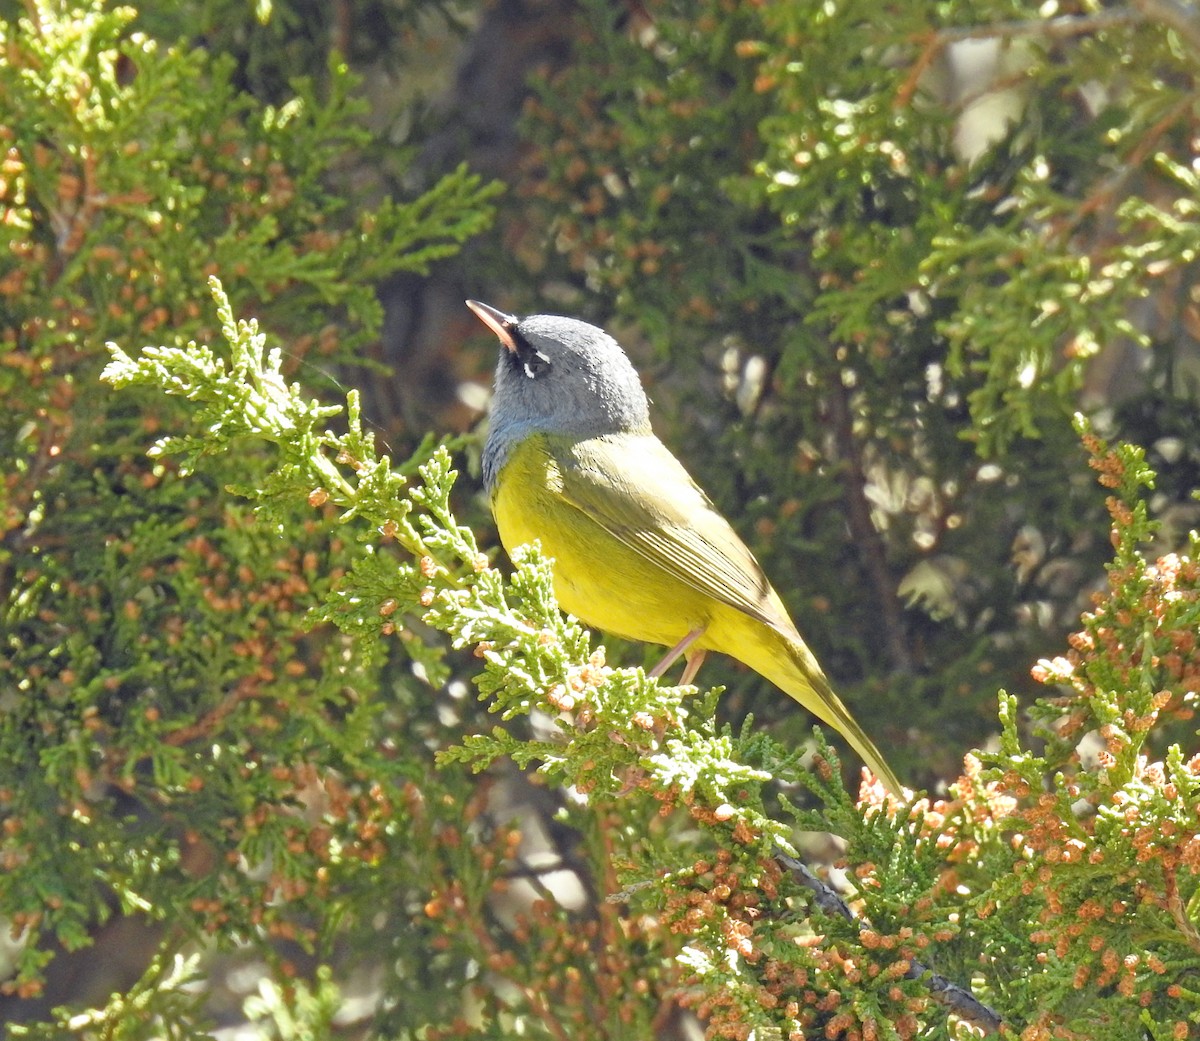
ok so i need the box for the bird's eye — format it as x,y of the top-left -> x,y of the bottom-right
523,350 -> 551,379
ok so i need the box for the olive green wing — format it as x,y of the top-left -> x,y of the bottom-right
553,433 -> 795,635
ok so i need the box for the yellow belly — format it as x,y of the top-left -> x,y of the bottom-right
490,435 -> 902,791
491,434 -> 711,647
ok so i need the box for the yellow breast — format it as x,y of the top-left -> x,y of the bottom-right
490,434 -> 712,647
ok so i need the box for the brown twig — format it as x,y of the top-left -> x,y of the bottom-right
825,379 -> 914,674
1164,861 -> 1200,956
1064,89 -> 1200,237
900,0 -> 1200,113
1134,0 -> 1200,56
897,10 -> 1143,108
948,66 -> 1035,118
162,682 -> 260,746
895,32 -> 943,109
934,8 -> 1142,46
774,850 -> 1004,1035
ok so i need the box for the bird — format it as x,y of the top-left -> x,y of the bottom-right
467,299 -> 902,794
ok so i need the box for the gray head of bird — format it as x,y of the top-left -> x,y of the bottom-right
468,301 -> 652,486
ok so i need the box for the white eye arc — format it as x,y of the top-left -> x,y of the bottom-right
523,350 -> 551,379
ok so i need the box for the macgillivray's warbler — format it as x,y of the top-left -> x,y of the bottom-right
467,300 -> 902,795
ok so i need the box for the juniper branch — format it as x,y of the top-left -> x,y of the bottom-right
774,850 -> 1004,1036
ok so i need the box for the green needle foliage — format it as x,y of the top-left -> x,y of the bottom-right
5,1 -> 1200,1039
0,0 -> 498,1032
101,283 -> 1200,1039
508,0 -> 1200,789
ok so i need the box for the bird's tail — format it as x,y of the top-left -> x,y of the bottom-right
745,624 -> 904,795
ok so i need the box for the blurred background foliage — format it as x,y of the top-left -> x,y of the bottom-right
2,0 -> 1200,1037
502,0 -> 1200,780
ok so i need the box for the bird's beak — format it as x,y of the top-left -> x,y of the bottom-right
466,300 -> 519,353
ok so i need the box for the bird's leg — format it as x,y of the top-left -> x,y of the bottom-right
679,649 -> 707,686
648,627 -> 705,679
